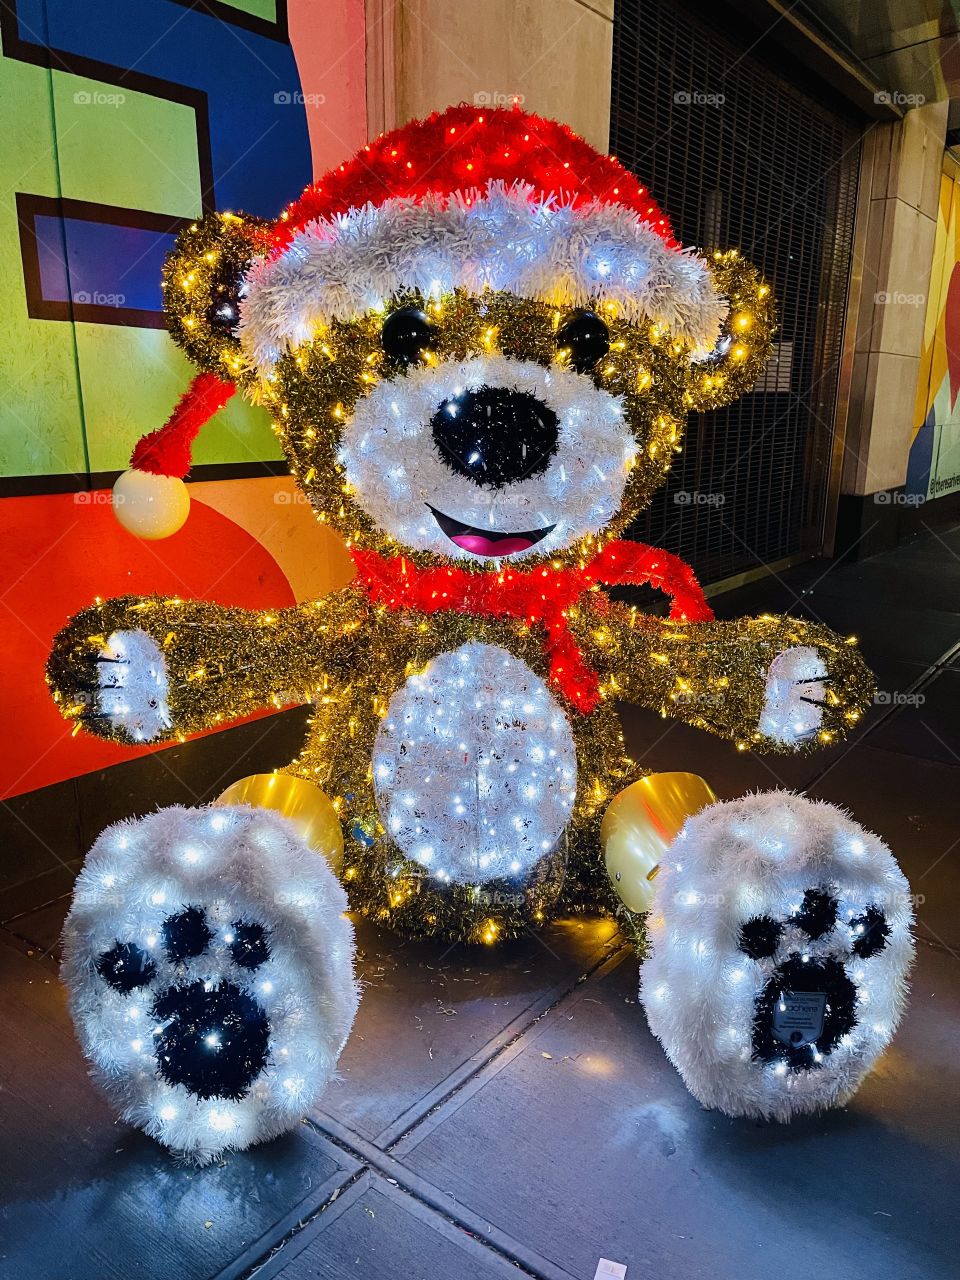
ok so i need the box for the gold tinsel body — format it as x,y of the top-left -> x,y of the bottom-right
48,587 -> 873,943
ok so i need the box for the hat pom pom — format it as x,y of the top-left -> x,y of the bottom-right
113,469 -> 191,540
112,371 -> 236,539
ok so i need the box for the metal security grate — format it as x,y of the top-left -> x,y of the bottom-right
610,0 -> 860,584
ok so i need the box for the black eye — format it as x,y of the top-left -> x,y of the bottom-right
203,263 -> 248,336
382,306 -> 435,367
556,309 -> 609,372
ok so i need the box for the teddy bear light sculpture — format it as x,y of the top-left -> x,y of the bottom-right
640,791 -> 915,1119
49,106 -> 874,943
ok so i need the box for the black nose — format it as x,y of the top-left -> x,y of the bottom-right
430,386 -> 559,488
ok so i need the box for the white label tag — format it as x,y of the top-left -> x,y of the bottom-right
594,1261 -> 627,1279
772,991 -> 827,1048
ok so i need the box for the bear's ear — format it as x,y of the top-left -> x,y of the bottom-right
162,210 -> 273,379
684,250 -> 776,413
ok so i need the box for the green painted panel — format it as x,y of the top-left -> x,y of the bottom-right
0,42 -> 87,476
1,37 -> 282,478
220,0 -> 277,21
48,68 -> 222,473
77,325 -> 281,474
51,73 -> 203,219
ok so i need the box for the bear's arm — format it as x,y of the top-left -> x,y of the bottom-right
581,604 -> 875,752
47,590 -> 366,745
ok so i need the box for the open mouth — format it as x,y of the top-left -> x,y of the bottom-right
428,505 -> 555,557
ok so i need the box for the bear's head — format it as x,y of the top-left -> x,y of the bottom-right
141,105 -> 774,564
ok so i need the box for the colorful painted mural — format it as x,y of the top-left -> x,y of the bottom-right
908,156 -> 960,500
3,0 -> 365,798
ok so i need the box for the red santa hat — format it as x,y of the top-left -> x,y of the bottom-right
117,104 -> 725,535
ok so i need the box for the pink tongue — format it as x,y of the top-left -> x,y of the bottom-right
452,533 -> 534,556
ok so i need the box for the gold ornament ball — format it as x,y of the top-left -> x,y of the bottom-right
113,469 -> 191,540
215,773 -> 344,875
602,771 -> 718,913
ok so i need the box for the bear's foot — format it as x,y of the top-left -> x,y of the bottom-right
640,791 -> 915,1120
63,804 -> 359,1164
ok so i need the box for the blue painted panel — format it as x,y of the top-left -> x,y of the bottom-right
35,215 -> 175,310
16,0 -> 312,217
905,407 -> 936,499
32,214 -> 71,303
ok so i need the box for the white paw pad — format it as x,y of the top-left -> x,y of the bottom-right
640,791 -> 915,1120
96,629 -> 171,741
759,645 -> 827,745
62,805 -> 359,1164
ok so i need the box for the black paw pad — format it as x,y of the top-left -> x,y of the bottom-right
96,942 -> 156,994
229,920 -> 270,970
753,955 -> 857,1071
152,979 -> 270,1100
850,905 -> 889,959
792,887 -> 838,939
162,905 -> 213,962
738,916 -> 783,959
96,908 -> 274,1101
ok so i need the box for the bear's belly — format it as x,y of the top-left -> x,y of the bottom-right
372,642 -> 577,884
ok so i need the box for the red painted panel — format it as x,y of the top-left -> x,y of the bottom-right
1,490 -> 297,799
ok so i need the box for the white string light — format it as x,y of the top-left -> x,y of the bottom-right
759,645 -> 827,745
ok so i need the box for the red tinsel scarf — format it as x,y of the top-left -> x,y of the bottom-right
350,541 -> 714,714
